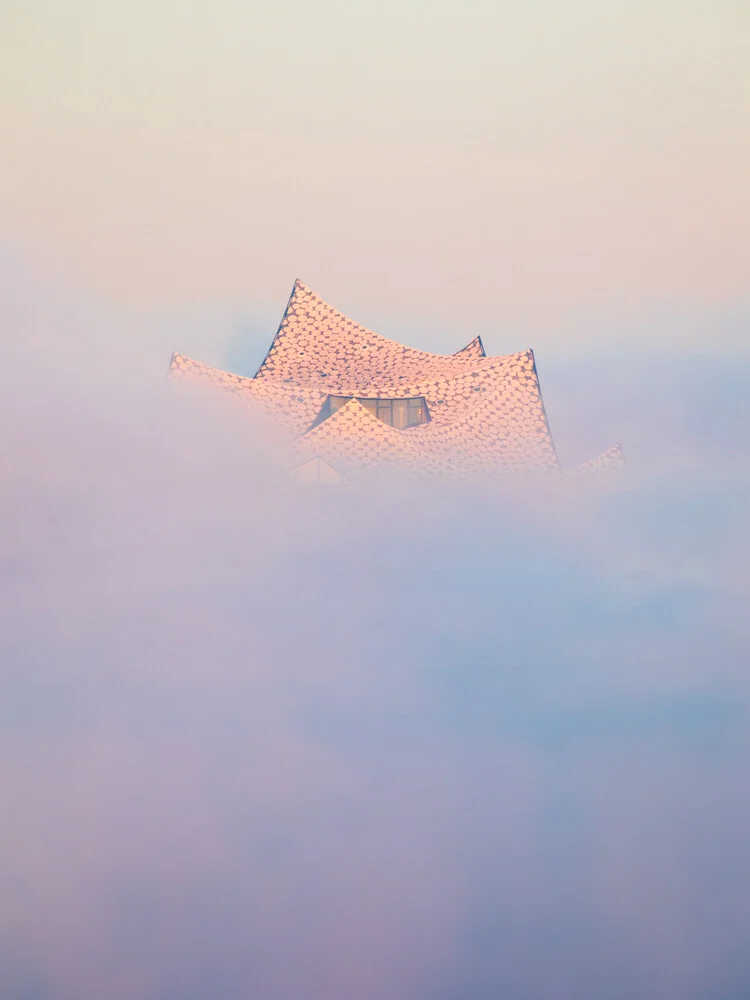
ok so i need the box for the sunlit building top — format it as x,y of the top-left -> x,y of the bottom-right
169,279 -> 623,483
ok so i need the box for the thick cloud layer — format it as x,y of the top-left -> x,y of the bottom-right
1,269 -> 749,999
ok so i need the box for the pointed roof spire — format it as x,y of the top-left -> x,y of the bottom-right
454,335 -> 486,359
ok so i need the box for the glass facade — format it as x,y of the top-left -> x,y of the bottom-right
322,395 -> 429,429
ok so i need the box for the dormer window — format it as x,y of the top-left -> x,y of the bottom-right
315,395 -> 430,429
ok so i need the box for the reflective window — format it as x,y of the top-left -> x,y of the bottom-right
322,395 -> 429,429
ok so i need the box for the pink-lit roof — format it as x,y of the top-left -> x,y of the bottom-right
169,279 -> 623,482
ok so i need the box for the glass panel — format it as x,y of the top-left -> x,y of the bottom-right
406,399 -> 424,427
376,400 -> 393,425
391,400 -> 409,429
328,397 -> 430,429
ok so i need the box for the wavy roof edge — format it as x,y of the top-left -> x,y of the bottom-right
168,279 -> 623,481
254,279 -> 493,381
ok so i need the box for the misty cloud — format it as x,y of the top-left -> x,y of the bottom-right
1,270 -> 749,1000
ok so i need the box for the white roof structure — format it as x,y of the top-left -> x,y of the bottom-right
169,279 -> 622,482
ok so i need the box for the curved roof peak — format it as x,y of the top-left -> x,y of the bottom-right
254,279 -> 490,386
454,335 -> 486,359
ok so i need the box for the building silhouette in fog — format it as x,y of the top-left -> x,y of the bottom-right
170,279 -> 622,484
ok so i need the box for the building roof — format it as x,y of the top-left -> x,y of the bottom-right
169,279 -> 623,482
169,351 -> 328,437
563,444 -> 626,483
254,279 -> 492,391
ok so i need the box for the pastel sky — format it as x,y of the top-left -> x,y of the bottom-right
3,7 -> 750,997
1,0 -> 748,346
